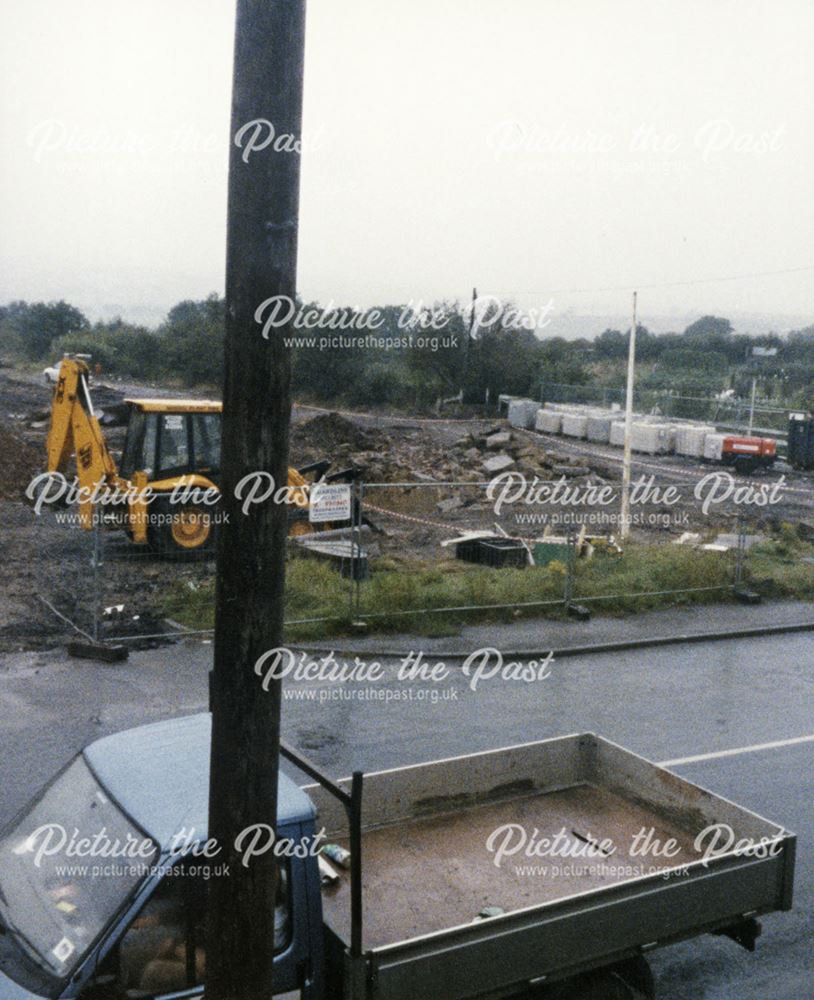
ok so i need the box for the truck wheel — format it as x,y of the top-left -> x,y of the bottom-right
149,501 -> 216,559
733,457 -> 753,476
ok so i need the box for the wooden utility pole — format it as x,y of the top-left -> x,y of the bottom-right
620,291 -> 637,540
207,3 -> 306,999
462,285 -> 477,401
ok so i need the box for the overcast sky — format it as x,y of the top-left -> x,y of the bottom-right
1,0 -> 813,335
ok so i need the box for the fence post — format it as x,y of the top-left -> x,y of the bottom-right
92,520 -> 102,644
734,515 -> 746,589
348,479 -> 364,624
564,531 -> 575,609
348,481 -> 357,622
356,481 -> 364,621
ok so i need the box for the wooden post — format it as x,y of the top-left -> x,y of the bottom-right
207,2 -> 306,998
463,285 -> 477,400
620,291 -> 637,541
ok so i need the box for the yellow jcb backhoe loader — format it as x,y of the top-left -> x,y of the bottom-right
45,356 -> 340,556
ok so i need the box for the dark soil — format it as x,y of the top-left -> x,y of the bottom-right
290,412 -> 386,463
0,425 -> 43,501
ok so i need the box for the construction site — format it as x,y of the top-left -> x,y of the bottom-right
3,362 -> 814,653
2,2 -> 814,998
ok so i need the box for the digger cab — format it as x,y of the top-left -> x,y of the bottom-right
117,399 -> 316,555
119,399 -> 222,483
96,390 -> 352,556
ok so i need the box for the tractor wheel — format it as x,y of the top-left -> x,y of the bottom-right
149,501 -> 216,560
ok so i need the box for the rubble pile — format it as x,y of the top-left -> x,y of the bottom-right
291,413 -> 598,485
292,412 -> 385,458
458,426 -> 555,482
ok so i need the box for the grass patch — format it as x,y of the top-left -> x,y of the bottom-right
160,536 -> 814,643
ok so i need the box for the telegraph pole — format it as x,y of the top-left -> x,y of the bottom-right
207,3 -> 306,999
462,285 -> 477,400
620,291 -> 637,541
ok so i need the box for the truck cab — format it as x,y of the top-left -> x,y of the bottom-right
0,715 -> 324,1000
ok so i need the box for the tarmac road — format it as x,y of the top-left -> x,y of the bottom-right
653,744 -> 813,999
1,626 -> 812,998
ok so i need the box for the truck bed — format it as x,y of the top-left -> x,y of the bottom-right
320,781 -> 699,949
304,733 -> 794,1000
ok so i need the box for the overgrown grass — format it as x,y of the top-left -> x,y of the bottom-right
160,537 -> 814,643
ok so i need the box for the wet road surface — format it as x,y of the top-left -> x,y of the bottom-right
1,629 -> 812,997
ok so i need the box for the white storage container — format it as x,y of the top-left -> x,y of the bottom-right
630,422 -> 676,454
535,409 -> 563,433
703,433 -> 727,462
586,412 -> 613,443
561,413 -> 589,438
609,414 -> 653,445
507,398 -> 539,429
610,420 -> 627,446
675,424 -> 717,458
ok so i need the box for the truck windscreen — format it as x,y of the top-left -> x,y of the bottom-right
0,756 -> 157,992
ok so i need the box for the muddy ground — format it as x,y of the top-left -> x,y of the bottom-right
1,369 -> 812,652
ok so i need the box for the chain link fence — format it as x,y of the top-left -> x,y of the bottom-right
28,482 -> 800,651
538,381 -> 792,441
28,504 -> 100,647
346,481 -> 754,628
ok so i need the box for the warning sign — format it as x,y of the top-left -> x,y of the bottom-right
309,483 -> 352,523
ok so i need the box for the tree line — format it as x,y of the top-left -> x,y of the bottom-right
1,296 -> 813,411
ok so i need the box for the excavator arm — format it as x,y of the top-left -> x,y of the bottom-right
44,358 -> 344,550
46,357 -> 123,527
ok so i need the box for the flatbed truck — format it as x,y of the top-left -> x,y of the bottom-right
0,715 -> 795,1000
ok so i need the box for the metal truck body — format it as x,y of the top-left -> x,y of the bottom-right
0,715 -> 795,1000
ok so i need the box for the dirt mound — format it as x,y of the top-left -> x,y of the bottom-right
0,425 -> 42,501
291,412 -> 385,460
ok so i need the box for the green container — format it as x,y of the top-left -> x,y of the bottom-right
532,541 -> 571,567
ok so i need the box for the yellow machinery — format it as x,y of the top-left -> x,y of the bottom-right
46,357 -> 316,555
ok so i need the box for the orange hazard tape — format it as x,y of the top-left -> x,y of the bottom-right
364,500 -> 543,546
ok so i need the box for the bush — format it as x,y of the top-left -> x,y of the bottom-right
50,324 -> 163,379
1,300 -> 89,360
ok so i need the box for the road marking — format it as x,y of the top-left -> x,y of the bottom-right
660,733 -> 814,767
